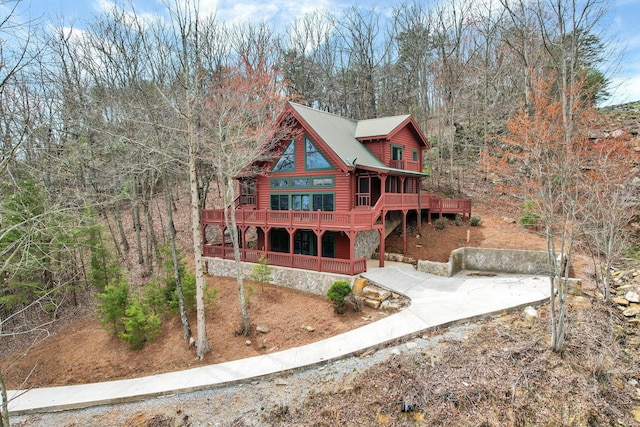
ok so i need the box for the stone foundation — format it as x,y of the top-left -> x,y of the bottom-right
205,257 -> 355,296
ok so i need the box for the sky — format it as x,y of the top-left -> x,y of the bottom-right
9,0 -> 640,106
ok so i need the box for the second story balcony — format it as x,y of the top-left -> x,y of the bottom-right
202,194 -> 472,232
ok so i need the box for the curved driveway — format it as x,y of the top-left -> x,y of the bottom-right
5,265 -> 550,415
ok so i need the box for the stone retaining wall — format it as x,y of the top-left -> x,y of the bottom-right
417,247 -> 554,277
205,257 -> 354,296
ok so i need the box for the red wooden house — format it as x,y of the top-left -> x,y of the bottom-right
201,102 -> 471,275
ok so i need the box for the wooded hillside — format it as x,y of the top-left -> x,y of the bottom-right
1,0 -> 638,407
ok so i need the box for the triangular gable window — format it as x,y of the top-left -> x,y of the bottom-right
305,136 -> 332,170
272,140 -> 295,172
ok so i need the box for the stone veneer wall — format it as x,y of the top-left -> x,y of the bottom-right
417,247 -> 554,277
205,257 -> 355,296
355,230 -> 380,260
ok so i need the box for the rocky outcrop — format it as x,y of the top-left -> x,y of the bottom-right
608,267 -> 640,334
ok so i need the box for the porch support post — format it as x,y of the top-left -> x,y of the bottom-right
417,177 -> 422,237
221,225 -> 227,258
263,227 -> 271,252
346,230 -> 358,275
240,226 -> 248,261
315,229 -> 325,271
288,228 -> 295,268
402,209 -> 408,254
380,174 -> 387,198
378,213 -> 385,268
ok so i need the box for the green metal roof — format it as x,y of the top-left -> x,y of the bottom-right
355,115 -> 410,139
289,102 -> 427,176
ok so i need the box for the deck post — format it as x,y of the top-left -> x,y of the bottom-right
240,226 -> 248,261
316,229 -> 324,271
402,209 -> 408,254
417,178 -> 422,237
346,230 -> 356,275
379,212 -> 385,268
288,228 -> 295,268
221,225 -> 226,254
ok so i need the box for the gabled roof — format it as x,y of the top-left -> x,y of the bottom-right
286,102 -> 427,176
355,115 -> 410,140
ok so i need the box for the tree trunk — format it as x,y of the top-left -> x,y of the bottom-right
144,175 -> 161,263
132,189 -> 144,265
143,199 -> 157,277
164,183 -> 191,340
115,202 -> 130,252
224,177 -> 251,335
103,211 -> 122,259
189,136 -> 210,359
0,372 -> 9,427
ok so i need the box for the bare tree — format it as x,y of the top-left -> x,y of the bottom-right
158,0 -> 212,358
0,1 -> 36,176
581,138 -> 638,300
201,22 -> 294,335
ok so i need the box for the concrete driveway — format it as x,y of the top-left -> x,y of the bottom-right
5,264 -> 550,415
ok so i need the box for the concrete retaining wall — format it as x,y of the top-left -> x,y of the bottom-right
462,248 -> 553,275
205,257 -> 354,296
417,247 -> 554,277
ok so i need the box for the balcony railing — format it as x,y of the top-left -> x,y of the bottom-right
202,246 -> 368,275
202,208 -> 378,230
204,193 -> 472,230
390,159 -> 420,172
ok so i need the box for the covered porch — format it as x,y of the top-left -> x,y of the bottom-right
202,224 -> 369,276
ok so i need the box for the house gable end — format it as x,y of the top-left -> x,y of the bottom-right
387,117 -> 429,149
285,103 -> 358,173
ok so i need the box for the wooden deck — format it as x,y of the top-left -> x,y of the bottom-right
201,193 -> 472,232
201,193 -> 471,275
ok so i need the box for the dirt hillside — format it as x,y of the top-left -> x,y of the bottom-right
1,203 -> 554,390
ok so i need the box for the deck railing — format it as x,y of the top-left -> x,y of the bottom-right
390,159 -> 420,172
203,193 -> 472,230
202,208 -> 377,230
203,192 -> 470,274
203,245 -> 367,275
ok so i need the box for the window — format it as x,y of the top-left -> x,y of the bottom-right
412,149 -> 419,162
240,179 -> 256,205
271,193 -> 334,211
405,178 -> 418,194
291,178 -> 311,187
305,136 -> 331,170
270,229 -> 290,253
270,194 -> 289,210
387,176 -> 401,193
358,176 -> 370,193
292,194 -> 311,211
391,145 -> 403,161
270,178 -> 289,188
312,193 -> 334,211
312,177 -> 334,187
322,232 -> 336,258
272,140 -> 295,172
294,230 -> 316,255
